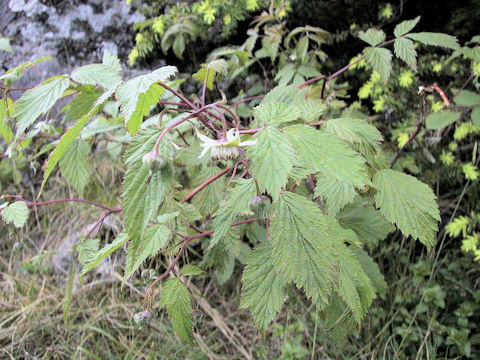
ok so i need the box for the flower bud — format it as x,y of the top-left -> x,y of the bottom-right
142,152 -> 167,173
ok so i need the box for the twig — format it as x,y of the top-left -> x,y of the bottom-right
183,166 -> 233,202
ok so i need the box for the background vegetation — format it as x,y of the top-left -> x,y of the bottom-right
1,0 -> 479,359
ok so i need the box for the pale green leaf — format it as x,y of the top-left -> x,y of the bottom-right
240,242 -> 287,331
59,139 -> 90,194
247,128 -> 296,198
159,277 -> 194,343
373,169 -> 440,248
14,76 -> 70,134
407,32 -> 459,49
60,86 -> 102,122
394,16 -> 420,37
253,102 -> 301,125
426,110 -> 461,130
394,37 -> 417,70
364,47 -> 392,81
471,106 -> 480,128
193,166 -> 226,215
0,37 -> 13,53
359,29 -> 386,47
181,264 -> 206,276
1,201 -> 29,228
77,239 -> 99,265
314,177 -> 357,215
209,178 -> 257,250
71,62 -> 121,89
261,85 -> 308,105
296,99 -> 326,123
116,66 -> 178,136
0,97 -> 14,142
454,90 -> 480,107
81,232 -> 129,275
351,248 -> 387,294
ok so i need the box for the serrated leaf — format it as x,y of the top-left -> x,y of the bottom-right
122,127 -> 170,240
364,47 -> 392,81
394,37 -> 417,70
71,62 -> 121,89
407,32 -> 459,49
181,264 -> 206,276
322,118 -> 383,154
124,224 -> 171,281
247,128 -> 296,198
14,76 -> 70,134
394,16 -> 421,37
240,241 -> 287,331
0,97 -> 14,142
0,56 -> 51,84
359,29 -> 386,47
297,99 -> 326,123
373,169 -> 440,248
1,201 -> 29,228
193,166 -> 227,215
59,139 -> 90,194
102,50 -> 121,73
262,85 -> 308,105
285,125 -> 370,189
159,277 -> 194,343
209,178 -> 257,250
81,232 -> 129,276
253,102 -> 301,125
269,192 -> 337,306
314,177 -> 357,215
77,239 -> 99,265
337,197 -> 394,246
351,248 -> 387,294
426,110 -> 461,130
60,86 -> 102,122
116,66 -> 178,136
454,90 -> 480,107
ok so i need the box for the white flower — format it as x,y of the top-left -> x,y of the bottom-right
197,128 -> 256,160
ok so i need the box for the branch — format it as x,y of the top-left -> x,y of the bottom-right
3,195 -> 120,212
182,166 -> 233,203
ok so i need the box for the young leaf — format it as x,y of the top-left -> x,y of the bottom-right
394,16 -> 421,37
116,66 -> 177,136
81,232 -> 129,276
359,29 -> 386,47
373,169 -> 440,248
240,242 -> 287,331
253,102 -> 301,125
59,139 -> 90,194
1,201 -> 29,228
159,277 -> 194,343
209,178 -> 257,250
364,47 -> 392,81
247,128 -> 296,198
124,224 -> 171,281
394,37 -> 417,70
285,125 -> 370,189
269,192 -> 337,306
14,76 -> 70,134
426,110 -> 461,130
406,32 -> 459,49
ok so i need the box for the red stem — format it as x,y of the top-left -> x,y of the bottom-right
182,166 -> 233,202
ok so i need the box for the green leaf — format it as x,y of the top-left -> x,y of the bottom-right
364,47 -> 392,81
77,239 -> 99,265
426,110 -> 461,130
247,128 -> 296,198
14,76 -> 70,134
71,62 -> 121,89
240,242 -> 287,331
296,99 -> 326,123
269,192 -> 337,306
193,166 -> 226,215
0,97 -> 14,142
407,32 -> 459,49
261,85 -> 308,105
60,86 -> 102,122
0,37 -> 13,53
359,29 -> 386,47
209,178 -> 257,250
181,264 -> 206,276
81,232 -> 129,276
471,106 -> 480,128
124,224 -> 171,281
59,139 -> 90,194
285,125 -> 370,189
159,277 -> 194,343
116,66 -> 178,136
394,16 -> 421,37
122,127 -> 170,240
102,50 -> 122,73
0,56 -> 51,85
394,37 -> 417,70
173,35 -> 186,58
322,118 -> 383,154
335,244 -> 375,321
337,197 -> 394,246
351,248 -> 387,295
253,102 -> 301,125
314,177 -> 357,215
373,169 -> 440,248
454,90 -> 480,107
1,201 -> 29,228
